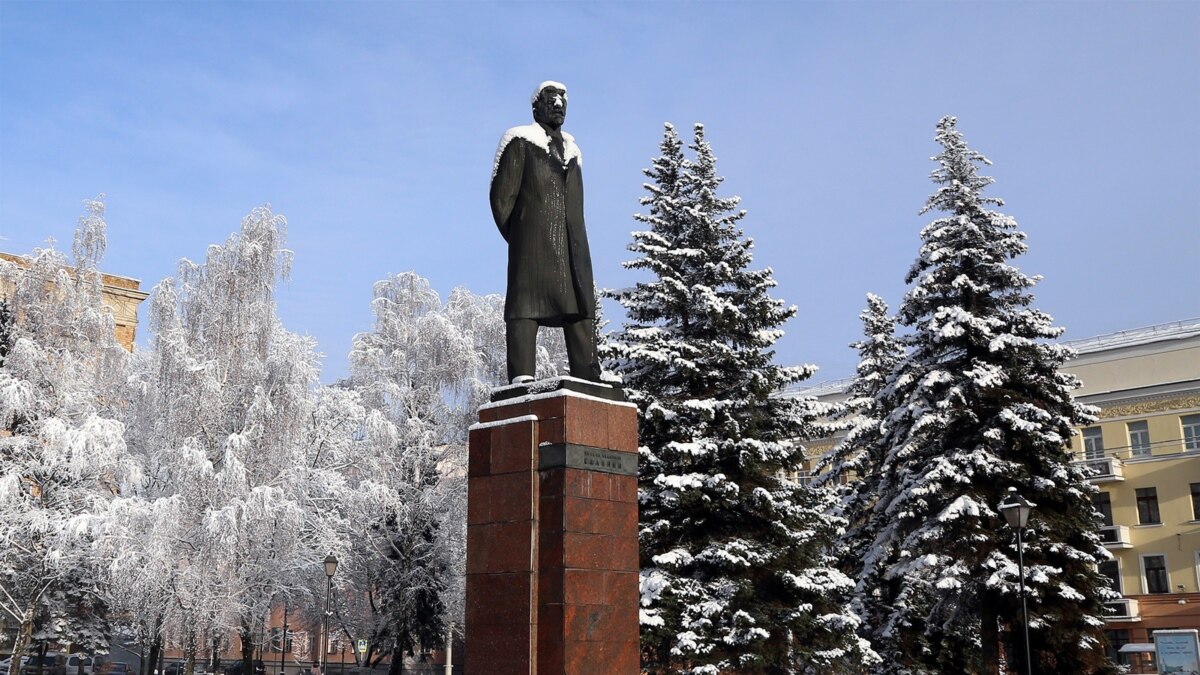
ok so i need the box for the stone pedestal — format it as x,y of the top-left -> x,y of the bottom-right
465,378 -> 640,675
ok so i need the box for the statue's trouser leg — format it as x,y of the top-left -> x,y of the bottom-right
506,318 -> 539,382
564,318 -> 601,382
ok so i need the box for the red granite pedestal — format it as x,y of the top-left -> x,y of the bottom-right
465,379 -> 640,675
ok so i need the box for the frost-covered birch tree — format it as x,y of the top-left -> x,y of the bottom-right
0,299 -> 13,364
856,117 -> 1116,674
340,273 -> 470,666
337,277 -> 533,670
0,198 -> 140,672
608,123 -> 874,673
120,206 -> 339,675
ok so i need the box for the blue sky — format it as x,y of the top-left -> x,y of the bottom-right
2,1 -> 1197,384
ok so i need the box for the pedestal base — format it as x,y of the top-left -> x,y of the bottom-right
464,378 -> 640,675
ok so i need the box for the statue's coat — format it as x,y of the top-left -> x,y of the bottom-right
490,124 -> 596,326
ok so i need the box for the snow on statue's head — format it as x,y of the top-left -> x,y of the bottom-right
531,81 -> 568,129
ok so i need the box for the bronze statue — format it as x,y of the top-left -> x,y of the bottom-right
490,81 -> 601,384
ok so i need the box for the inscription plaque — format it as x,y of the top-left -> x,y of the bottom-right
539,443 -> 637,476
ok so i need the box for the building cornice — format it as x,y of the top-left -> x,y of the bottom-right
1065,318 -> 1200,354
1079,384 -> 1200,420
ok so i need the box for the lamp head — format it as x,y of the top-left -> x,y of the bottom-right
999,489 -> 1034,528
324,552 -> 338,578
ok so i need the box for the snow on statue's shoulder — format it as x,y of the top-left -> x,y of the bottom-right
491,123 -> 583,179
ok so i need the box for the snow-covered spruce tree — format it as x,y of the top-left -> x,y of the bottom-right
608,123 -> 874,673
0,198 -> 139,673
814,294 -> 904,480
858,117 -> 1116,674
121,207 -> 338,675
813,295 -> 904,590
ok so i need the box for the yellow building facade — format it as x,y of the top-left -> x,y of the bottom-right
1064,319 -> 1200,671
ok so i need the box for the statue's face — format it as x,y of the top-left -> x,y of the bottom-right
532,86 -> 567,128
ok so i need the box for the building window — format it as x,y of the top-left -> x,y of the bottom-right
1143,555 -> 1170,593
1093,491 -> 1114,527
1192,483 -> 1200,521
1106,629 -> 1131,667
291,631 -> 310,656
1099,559 -> 1121,593
1127,420 -> 1151,458
1136,487 -> 1161,525
1083,427 -> 1105,460
269,628 -> 293,653
1183,414 -> 1200,451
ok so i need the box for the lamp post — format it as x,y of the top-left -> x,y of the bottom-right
999,490 -> 1034,675
278,604 -> 288,675
321,553 -> 338,675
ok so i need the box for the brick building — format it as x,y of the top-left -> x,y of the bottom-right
0,251 -> 148,350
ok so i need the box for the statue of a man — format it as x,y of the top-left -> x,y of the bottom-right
490,81 -> 601,384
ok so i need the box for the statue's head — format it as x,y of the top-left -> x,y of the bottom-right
531,81 -> 568,129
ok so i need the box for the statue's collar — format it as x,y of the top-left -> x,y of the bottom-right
492,123 -> 583,178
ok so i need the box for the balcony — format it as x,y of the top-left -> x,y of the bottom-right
1077,455 -> 1125,483
1104,597 -> 1140,621
1098,525 -> 1133,548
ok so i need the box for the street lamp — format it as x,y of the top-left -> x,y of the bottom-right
999,490 -> 1034,675
278,604 -> 288,675
321,553 -> 338,675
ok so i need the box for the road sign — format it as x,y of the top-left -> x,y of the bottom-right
356,640 -> 367,655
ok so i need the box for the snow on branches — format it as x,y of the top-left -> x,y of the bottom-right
0,197 -> 138,669
851,117 -> 1116,674
117,206 -> 334,662
609,123 -> 874,673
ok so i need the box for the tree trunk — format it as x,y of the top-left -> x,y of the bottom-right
210,639 -> 220,675
980,600 -> 1001,675
10,607 -> 35,675
146,615 -> 165,675
385,641 -> 402,675
240,620 -> 255,675
184,630 -> 196,675
146,643 -> 161,675
35,643 -> 47,675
